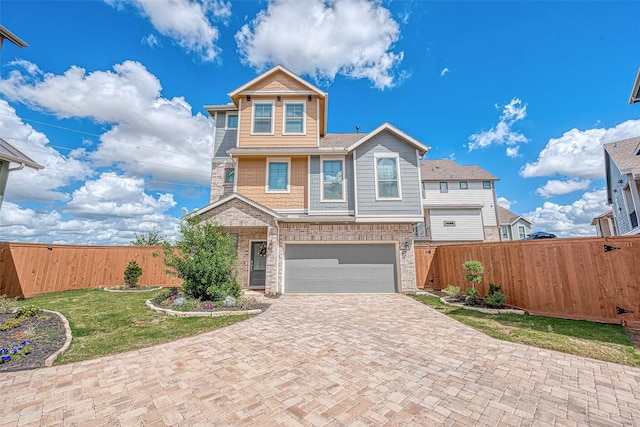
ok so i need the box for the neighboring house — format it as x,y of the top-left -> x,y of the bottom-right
497,206 -> 532,241
630,66 -> 640,104
603,136 -> 640,236
415,159 -> 501,243
195,65 -> 429,295
591,209 -> 616,237
0,137 -> 43,211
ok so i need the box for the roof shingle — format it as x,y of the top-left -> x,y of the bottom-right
419,159 -> 498,181
603,136 -> 640,177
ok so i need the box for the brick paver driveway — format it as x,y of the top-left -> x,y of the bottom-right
2,295 -> 640,426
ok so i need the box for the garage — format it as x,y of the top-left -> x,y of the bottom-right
284,243 -> 397,293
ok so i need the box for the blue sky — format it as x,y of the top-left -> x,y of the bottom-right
0,0 -> 639,244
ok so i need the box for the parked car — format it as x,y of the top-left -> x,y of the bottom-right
525,231 -> 557,240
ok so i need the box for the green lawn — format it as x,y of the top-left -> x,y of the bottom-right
410,294 -> 640,367
20,289 -> 253,364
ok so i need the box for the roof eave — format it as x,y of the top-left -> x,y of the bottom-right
629,66 -> 640,105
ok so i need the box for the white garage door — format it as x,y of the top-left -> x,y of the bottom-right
284,244 -> 397,293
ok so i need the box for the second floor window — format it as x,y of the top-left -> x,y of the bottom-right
483,181 -> 492,189
226,113 -> 238,129
440,182 -> 448,193
224,168 -> 234,184
460,181 -> 468,189
284,102 -> 305,134
253,103 -> 273,134
267,159 -> 289,192
375,155 -> 400,199
322,159 -> 344,201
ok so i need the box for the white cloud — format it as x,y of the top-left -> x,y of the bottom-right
236,0 -> 404,89
66,172 -> 176,218
0,100 -> 93,202
535,179 -> 591,198
505,146 -> 519,158
496,197 -> 513,209
142,34 -> 160,47
468,98 -> 528,152
524,189 -> 608,237
0,60 -> 213,184
106,0 -> 230,61
0,201 -> 181,245
520,119 -> 640,179
440,67 -> 449,77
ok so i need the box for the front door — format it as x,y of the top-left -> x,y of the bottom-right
250,241 -> 267,288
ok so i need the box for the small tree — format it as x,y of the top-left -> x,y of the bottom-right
131,228 -> 165,246
463,260 -> 483,290
124,260 -> 143,288
162,215 -> 241,301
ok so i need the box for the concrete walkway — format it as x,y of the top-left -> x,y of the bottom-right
1,294 -> 640,426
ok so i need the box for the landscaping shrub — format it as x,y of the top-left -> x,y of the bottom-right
14,305 -> 40,319
465,288 -> 479,297
443,285 -> 461,298
124,260 -> 143,288
162,215 -> 240,301
130,228 -> 165,246
485,291 -> 507,308
464,295 -> 482,306
463,260 -> 483,290
487,283 -> 502,296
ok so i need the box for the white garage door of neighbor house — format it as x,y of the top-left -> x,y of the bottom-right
284,244 -> 397,293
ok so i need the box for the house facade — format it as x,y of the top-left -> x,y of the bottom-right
603,137 -> 640,236
413,159 -> 501,244
196,66 -> 429,294
497,206 -> 532,241
591,209 -> 616,237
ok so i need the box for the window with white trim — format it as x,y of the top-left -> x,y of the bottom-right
224,168 -> 234,185
460,181 -> 468,189
375,154 -> 400,199
321,158 -> 344,201
501,226 -> 509,240
440,182 -> 448,193
518,225 -> 526,239
226,113 -> 238,129
284,102 -> 305,134
252,102 -> 274,134
483,181 -> 492,189
266,158 -> 290,192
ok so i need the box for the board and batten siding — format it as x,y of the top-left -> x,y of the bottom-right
606,154 -> 632,235
309,155 -> 354,212
422,181 -> 498,227
429,209 -> 484,241
354,131 -> 422,216
213,111 -> 237,158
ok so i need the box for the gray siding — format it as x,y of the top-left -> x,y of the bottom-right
284,244 -> 397,293
355,131 -> 422,216
607,154 -> 631,234
214,111 -> 237,158
309,155 -> 355,212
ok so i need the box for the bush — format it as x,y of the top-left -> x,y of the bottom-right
464,295 -> 482,306
162,215 -> 240,301
443,285 -> 461,298
487,283 -> 502,296
485,291 -> 507,308
465,288 -> 479,297
223,296 -> 237,307
463,260 -> 483,288
14,305 -> 40,319
124,260 -> 143,288
131,228 -> 165,246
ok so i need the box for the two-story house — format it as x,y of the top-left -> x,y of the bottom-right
603,136 -> 640,235
496,206 -> 532,241
414,159 -> 501,243
194,66 -> 429,295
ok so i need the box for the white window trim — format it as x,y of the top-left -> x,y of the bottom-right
460,181 -> 468,189
517,225 -> 526,239
265,157 -> 291,193
440,182 -> 448,193
373,153 -> 402,201
251,101 -> 275,135
282,101 -> 306,135
225,112 -> 238,130
320,156 -> 346,202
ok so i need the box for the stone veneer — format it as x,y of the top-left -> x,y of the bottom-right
210,160 -> 234,203
483,226 -> 501,242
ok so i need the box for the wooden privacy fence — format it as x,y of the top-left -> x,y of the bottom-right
415,236 -> 640,327
0,242 -> 181,298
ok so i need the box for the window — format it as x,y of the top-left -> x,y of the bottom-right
483,181 -> 492,189
375,155 -> 400,199
460,181 -> 468,189
226,233 -> 238,255
518,225 -> 526,239
501,226 -> 509,240
266,158 -> 290,192
224,168 -> 234,185
322,158 -> 344,201
440,182 -> 448,193
284,102 -> 305,134
252,102 -> 273,134
226,113 -> 238,129
443,221 -> 456,227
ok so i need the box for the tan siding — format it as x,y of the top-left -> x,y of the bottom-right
236,156 -> 308,209
245,71 -> 311,92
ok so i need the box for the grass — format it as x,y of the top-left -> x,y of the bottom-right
410,294 -> 640,367
19,289 -> 253,364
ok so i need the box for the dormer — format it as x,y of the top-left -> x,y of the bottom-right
227,65 -> 328,148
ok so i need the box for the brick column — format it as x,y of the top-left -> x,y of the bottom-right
264,225 -> 279,295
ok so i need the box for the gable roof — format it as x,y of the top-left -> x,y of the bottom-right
0,137 -> 43,170
630,66 -> 640,105
192,193 -> 281,219
228,65 -> 327,99
497,206 -> 531,226
419,159 -> 498,181
603,136 -> 640,177
347,122 -> 430,154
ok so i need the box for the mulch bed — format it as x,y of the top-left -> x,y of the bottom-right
0,313 -> 67,372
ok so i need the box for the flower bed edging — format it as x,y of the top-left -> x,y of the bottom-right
145,300 -> 262,317
43,309 -> 72,367
103,287 -> 163,293
439,297 -> 526,315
